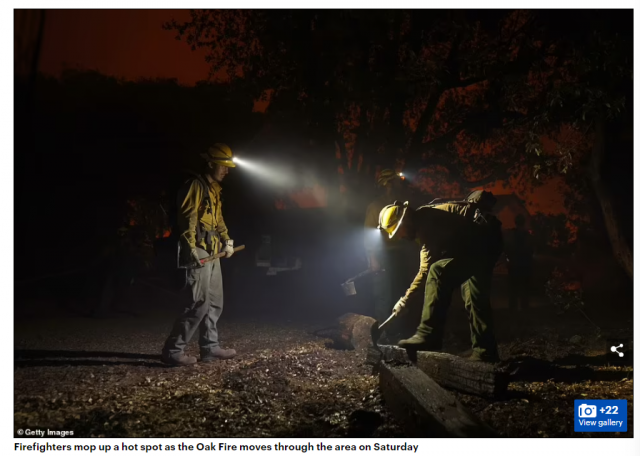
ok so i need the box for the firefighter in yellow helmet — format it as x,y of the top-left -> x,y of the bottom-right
378,192 -> 502,362
363,169 -> 415,338
161,143 -> 238,366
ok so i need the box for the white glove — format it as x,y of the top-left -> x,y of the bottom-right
191,249 -> 204,268
223,239 -> 234,258
393,297 -> 408,316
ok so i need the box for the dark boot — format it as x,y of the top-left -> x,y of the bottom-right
397,334 -> 442,351
161,352 -> 197,367
200,346 -> 237,362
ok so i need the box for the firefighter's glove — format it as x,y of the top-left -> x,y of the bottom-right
191,249 -> 205,269
393,297 -> 408,316
223,239 -> 235,258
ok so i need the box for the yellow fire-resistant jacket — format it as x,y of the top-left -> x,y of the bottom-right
402,202 -> 492,301
177,174 -> 230,263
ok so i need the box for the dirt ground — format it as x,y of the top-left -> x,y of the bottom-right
14,289 -> 633,439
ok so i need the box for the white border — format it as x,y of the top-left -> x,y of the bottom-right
5,4 -> 638,454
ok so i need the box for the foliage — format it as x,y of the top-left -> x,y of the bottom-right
165,10 -> 632,245
165,10 -> 559,190
522,11 -> 633,180
529,212 -> 578,254
544,267 -> 584,314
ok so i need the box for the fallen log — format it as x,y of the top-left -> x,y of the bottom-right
313,313 -> 377,351
371,344 -> 508,398
317,314 -> 508,398
379,361 -> 498,437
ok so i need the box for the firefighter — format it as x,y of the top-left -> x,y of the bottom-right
504,214 -> 533,310
378,191 -> 502,362
363,169 -> 415,337
161,143 -> 237,366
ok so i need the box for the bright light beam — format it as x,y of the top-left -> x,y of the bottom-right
229,156 -> 297,188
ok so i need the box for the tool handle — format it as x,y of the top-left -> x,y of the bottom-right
203,244 -> 245,263
347,268 -> 386,283
184,245 -> 245,269
377,312 -> 396,331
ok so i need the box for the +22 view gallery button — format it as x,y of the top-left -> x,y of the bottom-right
574,400 -> 627,432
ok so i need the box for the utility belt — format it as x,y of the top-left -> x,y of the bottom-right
196,223 -> 220,253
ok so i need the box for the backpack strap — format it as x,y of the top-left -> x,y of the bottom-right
185,173 -> 219,249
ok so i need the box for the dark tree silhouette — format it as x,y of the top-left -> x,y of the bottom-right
166,9 -> 632,276
15,71 -> 265,277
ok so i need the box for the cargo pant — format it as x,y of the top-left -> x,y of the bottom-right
162,247 -> 224,359
416,256 -> 498,359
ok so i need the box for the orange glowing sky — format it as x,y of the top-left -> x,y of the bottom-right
40,10 -> 210,85
36,10 -> 571,217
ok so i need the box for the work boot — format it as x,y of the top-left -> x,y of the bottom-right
397,334 -> 442,352
200,347 -> 237,362
467,350 -> 500,364
161,352 -> 197,367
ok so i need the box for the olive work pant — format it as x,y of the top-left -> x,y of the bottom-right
416,257 -> 498,358
162,247 -> 224,358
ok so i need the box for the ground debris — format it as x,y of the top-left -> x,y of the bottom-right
15,317 -> 401,438
14,314 -> 633,438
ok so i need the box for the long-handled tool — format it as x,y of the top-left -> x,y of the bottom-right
184,245 -> 245,269
370,312 -> 396,348
341,268 -> 385,296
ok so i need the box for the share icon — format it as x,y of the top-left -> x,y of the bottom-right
610,344 -> 624,357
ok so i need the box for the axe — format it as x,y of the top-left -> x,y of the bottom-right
185,245 -> 245,269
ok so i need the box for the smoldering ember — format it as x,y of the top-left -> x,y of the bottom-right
14,9 -> 633,439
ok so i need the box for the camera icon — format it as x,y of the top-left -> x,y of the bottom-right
578,404 -> 597,418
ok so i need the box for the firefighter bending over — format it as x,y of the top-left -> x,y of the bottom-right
377,191 -> 502,363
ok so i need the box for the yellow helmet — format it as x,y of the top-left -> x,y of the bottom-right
378,201 -> 409,238
377,168 -> 400,187
200,143 -> 236,168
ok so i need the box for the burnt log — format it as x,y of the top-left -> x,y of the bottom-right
314,313 -> 377,351
368,345 -> 508,398
379,361 -> 498,437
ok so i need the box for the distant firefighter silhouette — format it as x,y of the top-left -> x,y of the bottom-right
504,214 -> 533,310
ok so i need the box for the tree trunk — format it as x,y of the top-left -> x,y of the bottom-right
590,119 -> 633,278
